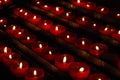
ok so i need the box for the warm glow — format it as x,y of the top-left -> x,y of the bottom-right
93,23 -> 96,27
39,44 -> 43,48
77,0 -> 81,3
49,51 -> 52,55
98,78 -> 102,80
33,70 -> 37,76
36,1 -> 40,4
66,35 -> 70,39
44,5 -> 48,8
101,8 -> 104,12
9,54 -> 12,59
0,19 -> 3,22
24,12 -> 28,16
82,17 -> 85,21
86,4 -> 90,8
12,25 -> 16,30
19,62 -> 23,69
56,7 -> 60,11
118,30 -> 120,34
55,26 -> 59,31
79,67 -> 85,72
63,56 -> 67,63
4,25 -> 7,28
27,36 -> 30,40
82,41 -> 85,45
4,47 -> 8,53
18,32 -> 22,34
66,12 -> 70,16
19,9 -> 23,12
104,27 -> 108,31
117,13 -> 120,17
33,16 -> 37,19
95,46 -> 99,51
44,22 -> 47,26
4,0 -> 7,2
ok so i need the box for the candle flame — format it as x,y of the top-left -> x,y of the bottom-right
27,36 -> 30,40
4,0 -> 7,2
49,51 -> 52,55
79,67 -> 85,72
24,12 -> 28,16
101,8 -> 104,12
63,56 -> 67,63
77,0 -> 81,3
118,30 -> 120,34
86,4 -> 90,8
19,62 -> 23,69
4,47 -> 8,53
36,1 -> 40,4
98,78 -> 102,80
67,35 -> 70,39
4,25 -> 7,28
33,70 -> 37,76
18,32 -> 22,34
33,16 -> 37,19
66,12 -> 70,17
95,46 -> 99,51
0,19 -> 3,22
9,54 -> 12,59
93,23 -> 96,27
56,7 -> 60,11
19,9 -> 23,12
39,44 -> 43,48
82,17 -> 85,21
104,27 -> 108,31
44,22 -> 47,26
12,25 -> 16,30
82,41 -> 85,45
117,13 -> 120,17
55,26 -> 59,31
44,5 -> 48,8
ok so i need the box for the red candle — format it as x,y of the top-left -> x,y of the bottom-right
10,60 -> 29,77
3,52 -> 21,67
0,17 -> 7,26
89,22 -> 101,31
33,0 -> 42,7
28,14 -> 41,24
6,25 -> 21,35
71,0 -> 86,6
75,38 -> 92,50
76,16 -> 91,26
25,67 -> 45,80
0,46 -> 12,61
55,54 -> 74,71
89,73 -> 110,80
50,24 -> 66,36
111,30 -> 120,41
82,2 -> 96,10
69,62 -> 90,80
20,11 -> 31,20
60,31 -> 77,43
99,25 -> 116,36
20,34 -> 36,46
96,6 -> 109,14
2,0 -> 12,5
62,11 -> 75,20
38,19 -> 53,31
14,8 -> 27,17
51,6 -> 64,15
41,4 -> 51,11
89,43 -> 108,57
116,13 -> 120,19
0,0 -> 3,5
31,41 -> 48,56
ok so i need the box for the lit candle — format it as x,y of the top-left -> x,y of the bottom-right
41,4 -> 51,10
71,0 -> 86,6
2,0 -> 12,5
62,11 -> 75,20
96,6 -> 109,14
75,38 -> 92,50
0,17 -> 7,26
89,73 -> 111,80
10,61 -> 29,77
51,6 -> 64,15
99,25 -> 116,35
25,67 -> 45,80
55,54 -> 74,71
76,16 -> 91,26
89,22 -> 101,31
31,41 -> 48,56
50,24 -> 66,36
69,62 -> 90,80
33,0 -> 42,7
111,30 -> 120,41
38,19 -> 53,31
14,8 -> 27,17
89,43 -> 108,57
83,2 -> 96,10
28,14 -> 41,24
115,13 -> 120,19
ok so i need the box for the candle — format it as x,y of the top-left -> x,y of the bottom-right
96,6 -> 109,14
60,31 -> 77,43
89,43 -> 108,57
71,0 -> 86,6
0,0 -> 3,5
111,30 -> 120,41
2,0 -> 12,5
62,11 -> 75,20
0,46 -> 12,61
89,22 -> 101,31
28,14 -> 41,24
41,4 -> 51,11
51,6 -> 64,15
50,24 -> 66,36
69,62 -> 90,80
55,54 -> 74,71
20,34 -> 36,46
99,25 -> 116,35
25,67 -> 45,80
3,52 -> 21,67
38,19 -> 53,31
75,38 -> 92,50
31,41 -> 48,56
10,60 -> 29,77
33,0 -> 42,7
89,73 -> 110,80
14,8 -> 27,17
116,13 -> 120,19
82,2 -> 96,10
76,16 -> 91,26
0,17 -> 7,26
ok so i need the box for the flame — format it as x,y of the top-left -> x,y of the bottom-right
82,41 -> 85,45
33,16 -> 37,19
18,32 -> 22,34
55,26 -> 58,31
4,0 -> 7,2
101,8 -> 104,12
98,78 -> 102,80
44,5 -> 48,8
0,19 -> 3,22
104,27 -> 108,31
79,67 -> 85,72
19,62 -> 23,69
95,46 -> 99,51
49,51 -> 52,55
56,7 -> 60,11
39,44 -> 43,48
63,56 -> 67,63
12,25 -> 16,30
36,1 -> 40,4
9,54 -> 12,59
82,17 -> 85,21
4,47 -> 8,53
86,4 -> 90,8
93,23 -> 96,27
66,12 -> 70,16
24,12 -> 28,16
33,70 -> 37,76
77,0 -> 81,3
27,36 -> 30,40
118,30 -> 120,34
19,9 -> 23,12
67,35 -> 70,39
117,13 -> 120,17
44,22 -> 47,26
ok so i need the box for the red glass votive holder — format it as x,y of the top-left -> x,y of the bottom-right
3,52 -> 21,67
25,67 -> 45,80
51,6 -> 64,15
76,16 -> 91,26
0,17 -> 7,26
60,31 -> 77,43
20,34 -> 36,46
0,46 -> 12,61
55,54 -> 74,72
111,30 -> 120,41
69,62 -> 90,80
62,11 -> 75,20
50,24 -> 66,36
89,43 -> 108,57
38,19 -> 53,31
31,41 -> 49,56
75,37 -> 92,50
99,25 -> 116,36
82,2 -> 96,10
10,60 -> 29,77
96,6 -> 109,14
71,0 -> 86,6
89,73 -> 110,80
